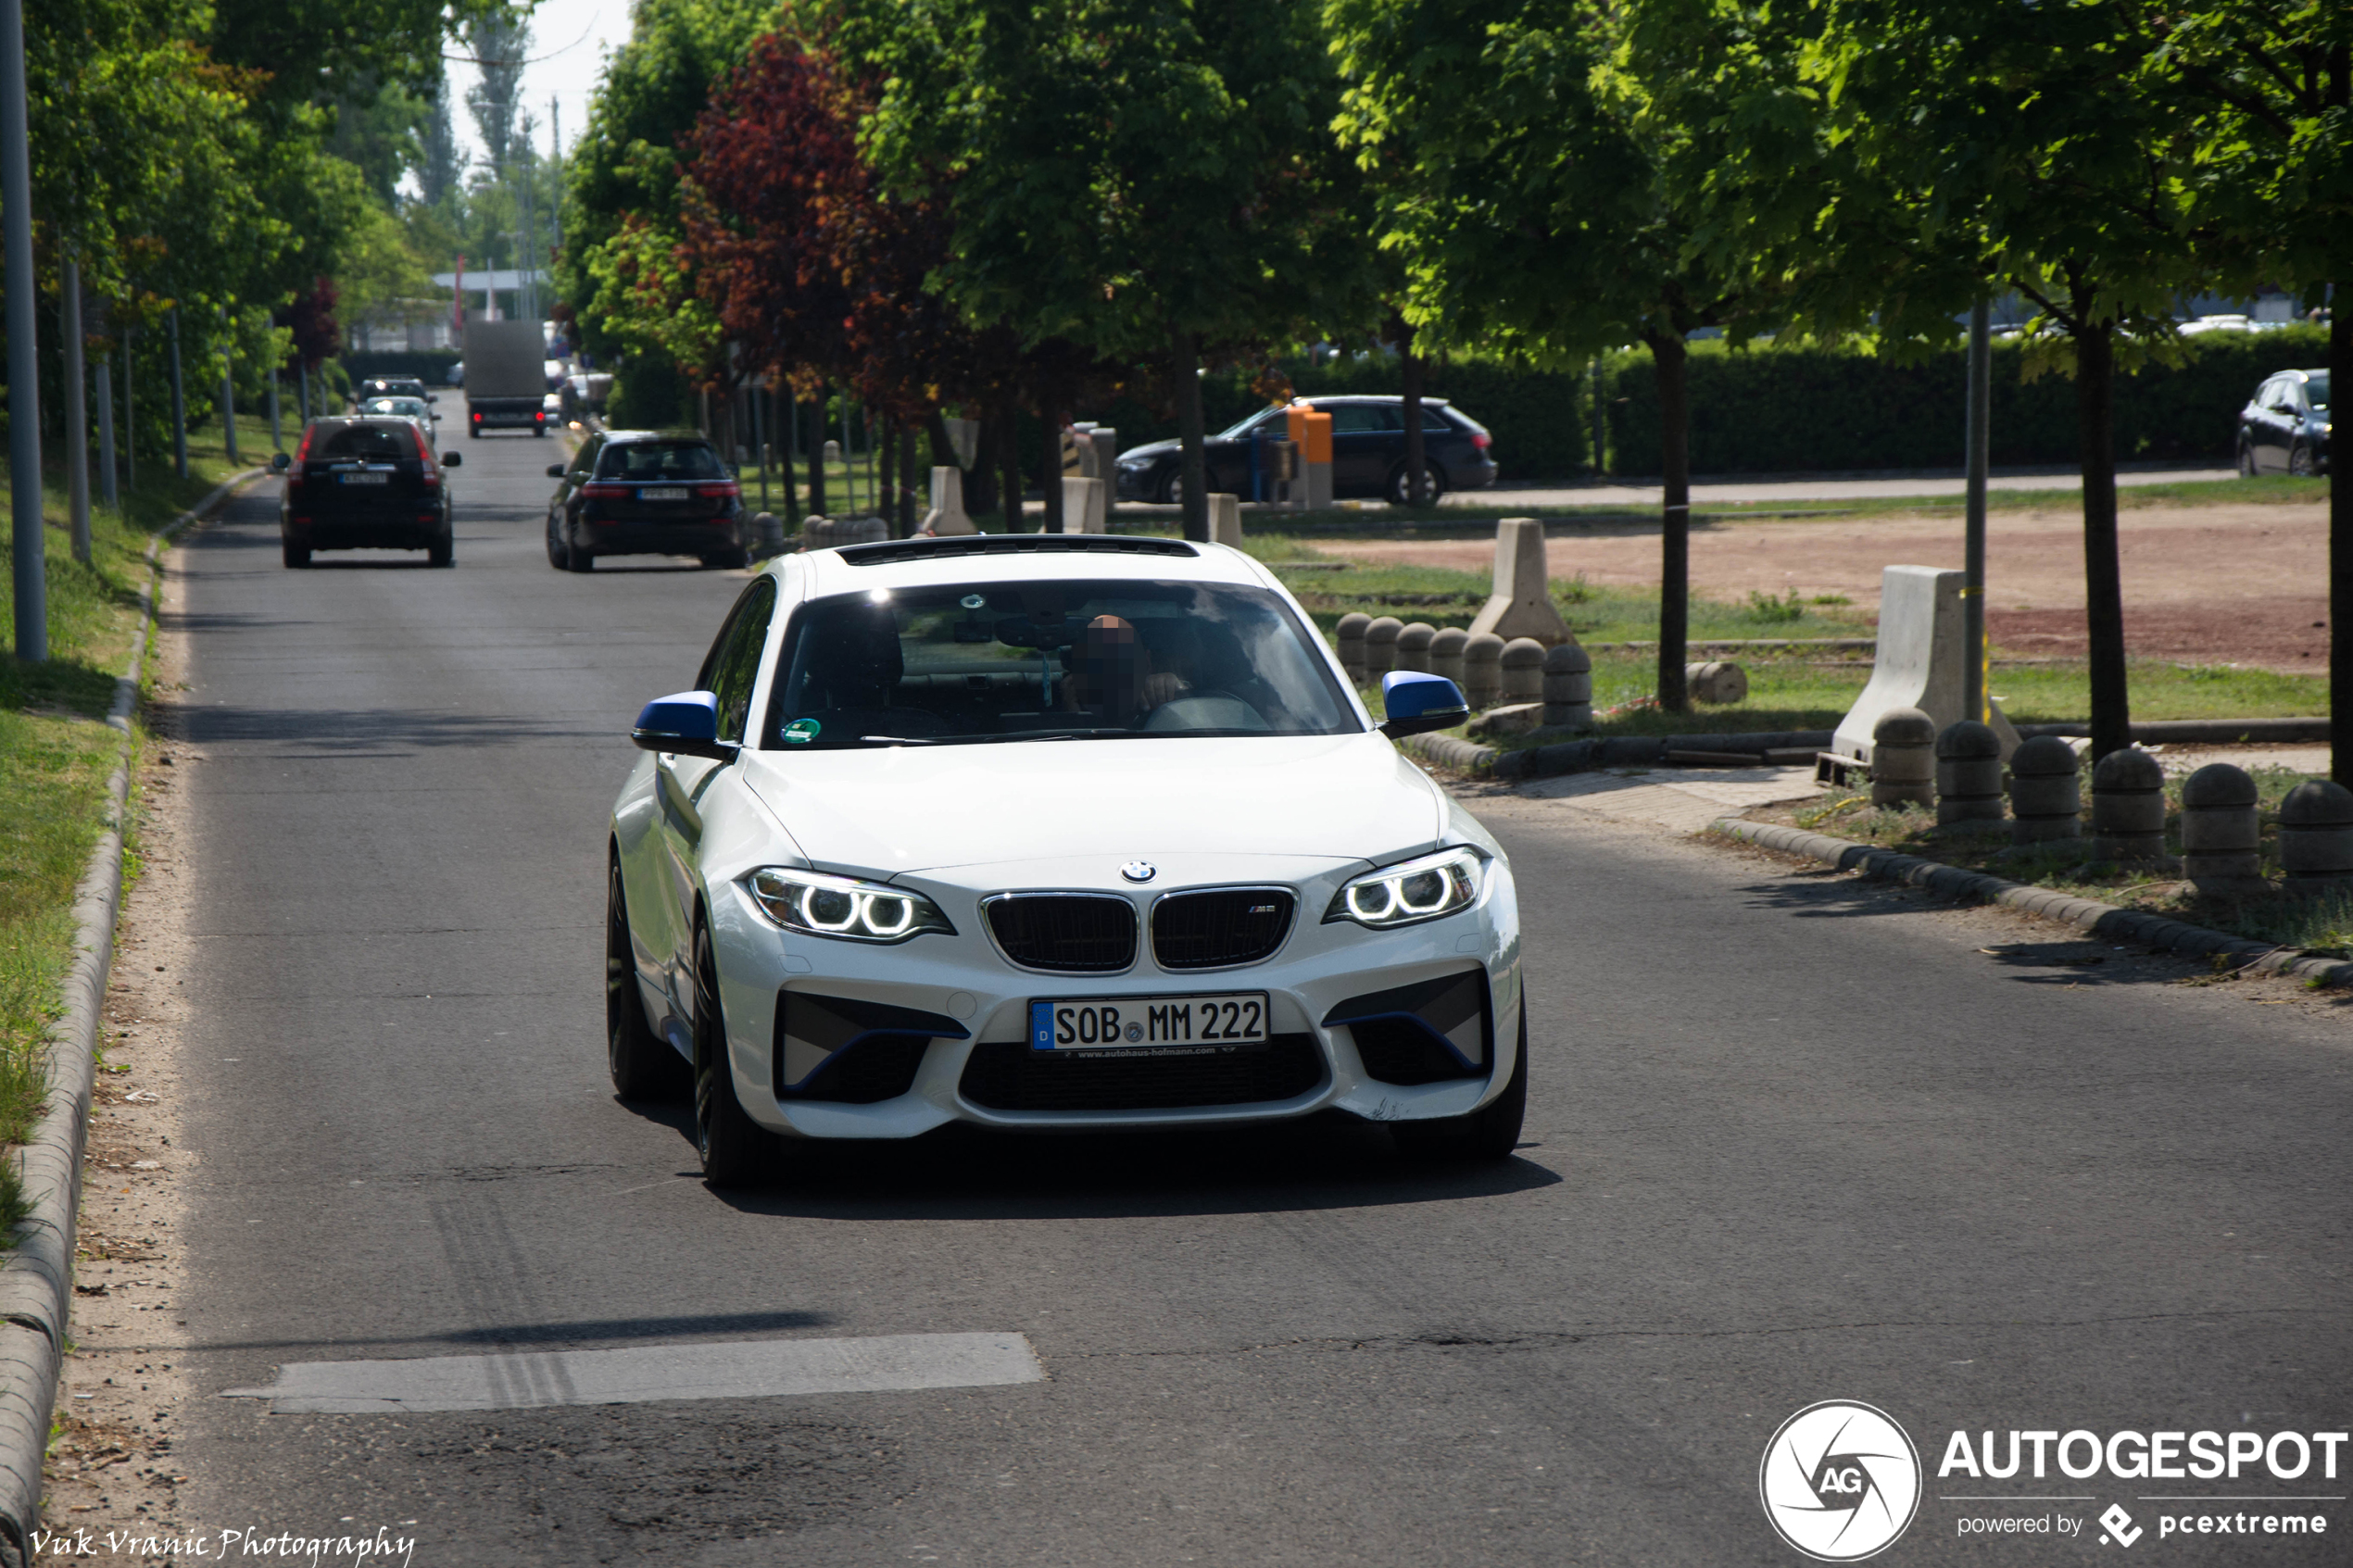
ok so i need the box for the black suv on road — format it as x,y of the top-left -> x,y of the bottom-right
273,418 -> 461,568
545,430 -> 749,571
1114,395 -> 1498,506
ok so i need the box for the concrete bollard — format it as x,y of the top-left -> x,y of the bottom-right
799,514 -> 890,551
1463,633 -> 1504,708
1429,626 -> 1468,686
2181,763 -> 2265,897
1934,721 -> 2004,828
1869,707 -> 1935,809
1206,493 -> 1242,547
1060,475 -> 1107,533
1542,643 -> 1593,731
2007,734 -> 2082,844
920,466 -> 977,535
1394,621 -> 1437,673
1363,616 -> 1403,675
1467,518 -> 1571,645
1685,660 -> 1748,706
1500,638 -> 1545,703
1336,612 -> 1371,677
2279,779 -> 2353,889
2090,747 -> 2168,864
751,511 -> 786,559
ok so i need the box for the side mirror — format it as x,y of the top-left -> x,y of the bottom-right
546,464 -> 567,479
271,452 -> 291,471
440,452 -> 461,467
1377,671 -> 1470,738
631,691 -> 738,761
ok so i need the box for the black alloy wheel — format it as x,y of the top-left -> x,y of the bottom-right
2237,439 -> 2259,478
428,531 -> 454,568
1155,468 -> 1186,507
2290,442 -> 2318,477
692,919 -> 779,1186
1387,463 -> 1448,507
1392,995 -> 1528,1161
607,858 -> 686,1100
546,516 -> 572,571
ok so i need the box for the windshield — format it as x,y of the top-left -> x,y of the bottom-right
761,579 -> 1357,749
2308,373 -> 2329,415
597,442 -> 727,480
1213,408 -> 1290,441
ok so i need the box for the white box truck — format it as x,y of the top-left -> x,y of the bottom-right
462,320 -> 551,438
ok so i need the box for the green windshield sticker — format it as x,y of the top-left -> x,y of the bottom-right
783,717 -> 822,745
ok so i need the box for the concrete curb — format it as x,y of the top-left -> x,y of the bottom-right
1403,729 -> 1835,782
1713,818 -> 2353,990
0,470 -> 260,1562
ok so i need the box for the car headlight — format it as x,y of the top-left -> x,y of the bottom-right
1324,847 -> 1487,930
746,868 -> 955,944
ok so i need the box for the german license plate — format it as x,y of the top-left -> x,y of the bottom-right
338,472 -> 390,485
1029,992 -> 1269,1054
642,486 -> 688,501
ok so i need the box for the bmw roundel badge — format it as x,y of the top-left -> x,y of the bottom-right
1120,861 -> 1157,884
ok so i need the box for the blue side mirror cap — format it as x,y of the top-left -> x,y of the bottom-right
1378,671 -> 1470,739
631,690 -> 736,760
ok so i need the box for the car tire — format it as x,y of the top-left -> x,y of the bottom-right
1393,996 -> 1528,1161
1155,470 -> 1184,507
2290,442 -> 2317,477
428,533 -> 453,568
283,539 -> 310,569
1387,463 -> 1448,507
608,858 -> 686,1100
2237,439 -> 2259,478
692,919 -> 780,1186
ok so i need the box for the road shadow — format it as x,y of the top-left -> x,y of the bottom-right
183,1307 -> 838,1358
157,695 -> 603,749
635,1110 -> 1563,1221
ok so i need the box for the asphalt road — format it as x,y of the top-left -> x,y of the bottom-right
159,433 -> 2349,1566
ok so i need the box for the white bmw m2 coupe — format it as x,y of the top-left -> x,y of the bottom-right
607,533 -> 1525,1185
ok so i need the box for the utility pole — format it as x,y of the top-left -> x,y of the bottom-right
549,95 -> 563,252
169,308 -> 188,478
2,0 -> 45,659
268,368 -> 282,452
1963,298 -> 1992,725
63,257 -> 90,562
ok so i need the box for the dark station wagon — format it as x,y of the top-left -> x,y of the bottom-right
1114,395 -> 1499,506
544,430 -> 750,572
273,417 -> 461,569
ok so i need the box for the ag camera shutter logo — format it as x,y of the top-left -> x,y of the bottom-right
1760,1400 -> 1923,1561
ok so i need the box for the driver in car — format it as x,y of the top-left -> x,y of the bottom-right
1060,615 -> 1192,723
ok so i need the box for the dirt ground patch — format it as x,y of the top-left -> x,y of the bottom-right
1315,501 -> 2327,670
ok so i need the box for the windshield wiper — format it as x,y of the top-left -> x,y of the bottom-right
859,735 -> 939,746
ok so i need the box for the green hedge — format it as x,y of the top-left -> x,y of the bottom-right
1603,327 -> 2328,476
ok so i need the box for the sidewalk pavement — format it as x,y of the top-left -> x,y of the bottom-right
1516,762 -> 1823,832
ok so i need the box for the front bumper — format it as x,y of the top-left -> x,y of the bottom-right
703,856 -> 1524,1140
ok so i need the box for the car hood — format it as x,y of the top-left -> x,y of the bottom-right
1117,437 -> 1182,462
741,734 -> 1445,882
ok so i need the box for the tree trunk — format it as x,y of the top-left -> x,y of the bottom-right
2076,323 -> 2131,761
804,391 -> 828,516
966,415 -> 999,519
2333,283 -> 2349,784
1000,397 -> 1026,532
899,425 -> 919,536
1171,325 -> 1208,542
1040,395 -> 1065,533
1398,320 -> 1428,508
878,416 -> 899,536
1650,330 -> 1691,713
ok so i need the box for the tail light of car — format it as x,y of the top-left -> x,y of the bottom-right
581,481 -> 631,498
284,428 -> 316,488
695,482 -> 740,501
1470,432 -> 1491,451
412,426 -> 441,486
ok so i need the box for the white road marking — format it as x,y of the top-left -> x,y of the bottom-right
220,1332 -> 1044,1414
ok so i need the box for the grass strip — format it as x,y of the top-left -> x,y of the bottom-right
0,414 -> 270,1234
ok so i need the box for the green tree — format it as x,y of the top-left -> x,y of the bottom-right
849,0 -> 1359,541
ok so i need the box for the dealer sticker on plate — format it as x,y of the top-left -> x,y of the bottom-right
1029,993 -> 1268,1054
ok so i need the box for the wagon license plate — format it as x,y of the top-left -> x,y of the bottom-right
338,472 -> 390,485
1029,993 -> 1269,1054
641,486 -> 688,501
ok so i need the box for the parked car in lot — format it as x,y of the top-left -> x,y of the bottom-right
1114,395 -> 1498,506
604,532 -> 1520,1185
2238,368 -> 2331,475
272,417 -> 461,568
545,430 -> 749,571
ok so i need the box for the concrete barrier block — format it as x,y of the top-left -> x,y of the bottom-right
1466,519 -> 1571,646
1462,632 -> 1504,707
2007,734 -> 2081,844
1206,493 -> 1241,547
2181,763 -> 2264,894
750,511 -> 786,559
1831,566 -> 2020,764
2091,746 -> 2168,864
1364,616 -> 1403,674
1394,621 -> 1437,673
799,514 -> 890,551
1061,475 -> 1107,533
1541,642 -> 1592,730
2280,779 -> 2353,887
1686,659 -> 1747,705
920,466 -> 977,535
1336,612 -> 1371,677
1429,627 -> 1468,685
